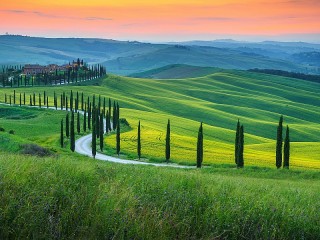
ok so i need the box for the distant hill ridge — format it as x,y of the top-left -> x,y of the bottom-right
0,35 -> 319,75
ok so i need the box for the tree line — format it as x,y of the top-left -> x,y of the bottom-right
0,62 -> 106,88
2,90 -> 291,169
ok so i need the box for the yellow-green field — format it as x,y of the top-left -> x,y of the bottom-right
0,70 -> 319,169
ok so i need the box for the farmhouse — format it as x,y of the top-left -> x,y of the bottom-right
23,59 -> 84,75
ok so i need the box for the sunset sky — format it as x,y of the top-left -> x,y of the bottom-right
1,0 -> 319,42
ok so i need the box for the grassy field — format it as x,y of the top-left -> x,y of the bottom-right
0,70 -> 319,168
0,152 -> 319,239
0,70 -> 319,238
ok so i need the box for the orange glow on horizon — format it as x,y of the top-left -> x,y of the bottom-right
0,0 -> 319,41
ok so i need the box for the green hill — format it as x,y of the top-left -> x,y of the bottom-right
129,64 -> 221,79
104,45 -> 304,75
2,35 -> 315,76
1,70 -> 320,238
0,70 -> 319,168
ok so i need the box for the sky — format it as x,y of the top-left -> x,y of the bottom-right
1,0 -> 320,42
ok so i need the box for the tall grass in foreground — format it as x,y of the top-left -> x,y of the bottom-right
0,153 -> 319,239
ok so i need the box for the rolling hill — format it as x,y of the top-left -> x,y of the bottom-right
129,64 -> 221,79
1,69 -> 320,238
1,35 -> 318,75
0,69 -> 319,168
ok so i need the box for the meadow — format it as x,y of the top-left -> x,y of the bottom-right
0,152 -> 320,239
0,70 -> 320,238
0,70 -> 319,168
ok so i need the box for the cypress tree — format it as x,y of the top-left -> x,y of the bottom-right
92,107 -> 97,158
283,126 -> 290,169
88,102 -> 91,130
23,92 -> 25,105
39,94 -> 41,108
70,90 -> 73,112
29,95 -> 32,106
13,90 -> 16,105
60,119 -> 64,148
70,111 -> 75,152
113,101 -> 116,130
66,113 -> 70,138
116,122 -> 120,156
99,113 -> 104,151
66,97 -> 68,111
76,91 -> 79,112
81,92 -> 84,111
237,125 -> 244,168
235,119 -> 240,165
77,112 -> 80,134
96,110 -> 100,138
117,102 -> 120,127
196,122 -> 203,168
83,109 -> 87,132
108,98 -> 111,131
106,110 -> 110,133
103,97 -> 106,116
44,91 -> 46,105
33,92 -> 36,106
98,95 -> 101,115
47,96 -> 49,108
276,115 -> 283,169
137,120 -> 141,159
165,119 -> 170,163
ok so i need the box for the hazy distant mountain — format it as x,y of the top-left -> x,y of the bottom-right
0,35 -> 319,75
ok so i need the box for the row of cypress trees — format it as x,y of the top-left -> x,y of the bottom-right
3,90 -> 291,168
1,64 -> 106,88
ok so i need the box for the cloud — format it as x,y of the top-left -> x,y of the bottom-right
2,9 -> 113,21
192,17 -> 238,22
84,17 -> 112,21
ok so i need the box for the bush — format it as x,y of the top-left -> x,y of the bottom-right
119,118 -> 130,127
0,127 -> 5,132
20,144 -> 52,157
9,130 -> 15,135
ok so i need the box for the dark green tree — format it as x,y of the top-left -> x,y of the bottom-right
235,119 -> 240,165
105,110 -> 110,133
92,107 -> 97,158
70,111 -> 75,152
83,108 -> 87,132
113,101 -> 116,130
116,122 -> 120,156
77,112 -> 80,134
165,119 -> 170,163
196,122 -> 203,168
108,98 -> 111,131
237,125 -> 244,168
70,90 -> 73,112
283,126 -> 290,169
276,115 -> 283,169
60,119 -> 64,148
99,113 -> 104,151
103,97 -> 106,116
66,113 -> 70,138
96,110 -> 100,138
88,102 -> 91,130
137,120 -> 141,159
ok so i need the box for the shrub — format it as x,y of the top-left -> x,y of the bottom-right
119,118 -> 130,127
9,130 -> 15,135
0,127 -> 5,132
20,144 -> 52,157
